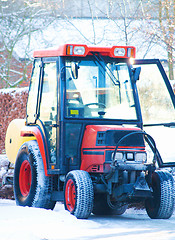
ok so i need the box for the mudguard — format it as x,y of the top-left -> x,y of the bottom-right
20,125 -> 49,176
5,119 -> 35,164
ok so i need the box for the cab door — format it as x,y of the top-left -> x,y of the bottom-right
134,59 -> 175,167
38,59 -> 59,170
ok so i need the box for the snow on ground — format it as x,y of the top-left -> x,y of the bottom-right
1,124 -> 175,240
0,199 -> 175,240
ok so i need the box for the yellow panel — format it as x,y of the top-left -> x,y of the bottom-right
5,119 -> 36,164
70,109 -> 79,115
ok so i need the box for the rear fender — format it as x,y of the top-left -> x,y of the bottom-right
5,119 -> 36,164
21,125 -> 50,176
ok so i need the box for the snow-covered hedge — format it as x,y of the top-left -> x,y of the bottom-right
0,88 -> 28,154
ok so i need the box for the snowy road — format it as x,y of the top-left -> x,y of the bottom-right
0,199 -> 175,240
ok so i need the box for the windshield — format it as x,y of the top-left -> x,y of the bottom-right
65,57 -> 137,120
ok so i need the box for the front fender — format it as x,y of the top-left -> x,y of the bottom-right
20,125 -> 49,176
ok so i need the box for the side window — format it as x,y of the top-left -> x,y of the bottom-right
27,60 -> 40,123
39,62 -> 57,121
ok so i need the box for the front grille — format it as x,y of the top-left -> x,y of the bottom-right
105,130 -> 145,147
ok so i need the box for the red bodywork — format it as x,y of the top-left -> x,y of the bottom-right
80,125 -> 145,173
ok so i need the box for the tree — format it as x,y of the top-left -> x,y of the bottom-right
0,0 -> 56,87
105,0 -> 144,46
158,0 -> 175,80
141,0 -> 175,80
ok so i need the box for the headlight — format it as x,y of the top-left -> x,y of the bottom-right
126,152 -> 134,161
113,152 -> 124,161
114,47 -> 126,57
66,45 -> 86,56
135,152 -> 147,163
73,46 -> 85,55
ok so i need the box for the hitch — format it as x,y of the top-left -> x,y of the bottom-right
113,171 -> 152,201
133,172 -> 150,191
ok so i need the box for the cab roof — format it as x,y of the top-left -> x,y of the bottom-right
33,44 -> 136,59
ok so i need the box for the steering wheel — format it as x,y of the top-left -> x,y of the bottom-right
84,103 -> 106,108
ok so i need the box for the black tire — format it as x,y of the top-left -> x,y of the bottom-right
64,170 -> 94,219
93,193 -> 127,216
145,170 -> 174,219
14,140 -> 56,210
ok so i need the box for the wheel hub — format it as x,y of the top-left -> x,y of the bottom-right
65,179 -> 76,212
19,160 -> 31,197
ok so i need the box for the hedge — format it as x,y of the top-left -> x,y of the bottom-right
0,88 -> 28,154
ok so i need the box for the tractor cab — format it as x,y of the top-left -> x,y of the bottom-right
26,44 -> 145,175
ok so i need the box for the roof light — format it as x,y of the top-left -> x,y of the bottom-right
73,46 -> 85,55
66,45 -> 73,55
66,45 -> 86,56
114,47 -> 126,57
127,47 -> 135,58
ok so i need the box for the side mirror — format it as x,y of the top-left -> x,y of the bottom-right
132,67 -> 141,82
71,63 -> 79,79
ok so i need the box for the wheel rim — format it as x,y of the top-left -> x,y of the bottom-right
19,160 -> 32,197
65,179 -> 76,212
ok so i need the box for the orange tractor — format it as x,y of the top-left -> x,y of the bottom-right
5,44 -> 175,219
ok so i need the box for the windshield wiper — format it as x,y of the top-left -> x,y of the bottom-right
91,52 -> 120,86
143,122 -> 175,128
91,52 -> 121,103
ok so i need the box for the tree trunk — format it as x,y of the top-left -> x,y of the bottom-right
167,46 -> 174,80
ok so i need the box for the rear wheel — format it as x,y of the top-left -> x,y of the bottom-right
64,170 -> 94,219
145,170 -> 174,219
19,160 -> 31,197
14,140 -> 56,210
93,193 -> 127,216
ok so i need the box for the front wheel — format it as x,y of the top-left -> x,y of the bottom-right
145,170 -> 174,219
64,170 -> 94,219
14,140 -> 56,210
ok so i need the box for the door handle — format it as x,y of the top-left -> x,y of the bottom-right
50,124 -> 59,128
